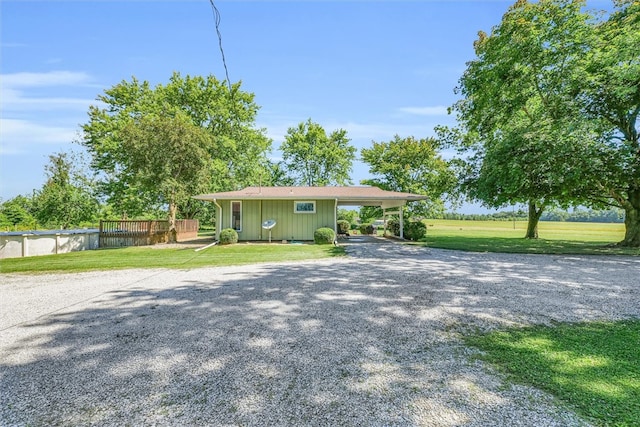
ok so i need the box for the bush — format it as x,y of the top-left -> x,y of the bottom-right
358,223 -> 374,235
387,219 -> 401,236
405,220 -> 427,241
314,227 -> 336,244
337,220 -> 350,235
386,219 -> 427,241
219,228 -> 238,245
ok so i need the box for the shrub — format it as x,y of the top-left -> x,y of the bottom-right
337,220 -> 350,235
386,219 -> 427,241
358,223 -> 374,235
314,227 -> 336,244
405,220 -> 427,241
387,219 -> 401,236
219,228 -> 238,245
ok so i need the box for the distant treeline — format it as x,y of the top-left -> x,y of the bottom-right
436,208 -> 624,223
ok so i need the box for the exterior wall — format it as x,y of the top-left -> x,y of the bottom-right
221,199 -> 336,241
0,231 -> 99,259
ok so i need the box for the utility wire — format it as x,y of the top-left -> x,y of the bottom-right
209,0 -> 233,94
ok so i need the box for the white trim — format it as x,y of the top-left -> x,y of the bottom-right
230,200 -> 242,231
293,201 -> 316,214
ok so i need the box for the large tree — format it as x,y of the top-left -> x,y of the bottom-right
79,72 -> 271,221
452,0 -> 608,239
360,135 -> 456,218
453,0 -> 640,245
573,0 -> 640,246
118,110 -> 224,239
280,119 -> 356,186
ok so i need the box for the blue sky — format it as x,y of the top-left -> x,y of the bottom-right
0,0 -> 609,212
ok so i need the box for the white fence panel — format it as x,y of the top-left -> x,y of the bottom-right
0,230 -> 99,259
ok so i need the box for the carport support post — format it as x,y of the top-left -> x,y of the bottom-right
399,210 -> 404,239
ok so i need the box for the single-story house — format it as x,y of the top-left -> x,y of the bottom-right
193,186 -> 428,242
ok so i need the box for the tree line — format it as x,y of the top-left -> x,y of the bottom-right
1,0 -> 638,247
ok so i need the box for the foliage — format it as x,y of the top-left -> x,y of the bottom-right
313,227 -> 336,245
404,220 -> 427,241
360,135 -> 456,218
336,220 -> 350,235
265,160 -> 296,186
280,119 -> 356,186
450,0 -> 640,246
79,72 -> 271,221
118,110 -> 220,237
451,0 -> 599,239
386,218 -> 401,236
358,223 -> 374,235
0,195 -> 35,229
31,152 -> 100,229
386,219 -> 427,241
573,0 -> 640,247
337,208 -> 358,224
0,243 -> 346,274
219,228 -> 238,245
465,320 -> 640,427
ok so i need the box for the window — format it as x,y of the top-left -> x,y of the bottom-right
294,201 -> 316,214
231,201 -> 242,231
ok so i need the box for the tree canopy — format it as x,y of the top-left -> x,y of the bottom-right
280,119 -> 356,186
360,135 -> 456,218
31,152 -> 99,229
79,72 -> 271,222
451,0 -> 640,245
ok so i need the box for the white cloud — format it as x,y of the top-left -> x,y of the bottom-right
1,71 -> 92,88
0,119 -> 78,155
1,88 -> 96,111
398,106 -> 449,116
0,70 -> 101,114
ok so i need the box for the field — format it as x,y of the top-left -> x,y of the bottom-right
421,220 -> 638,255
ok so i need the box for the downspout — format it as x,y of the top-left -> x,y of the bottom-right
334,199 -> 338,237
213,198 -> 222,242
399,203 -> 404,239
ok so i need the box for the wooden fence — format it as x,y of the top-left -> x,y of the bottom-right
99,219 -> 199,248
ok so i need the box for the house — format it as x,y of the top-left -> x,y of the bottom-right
194,186 -> 428,242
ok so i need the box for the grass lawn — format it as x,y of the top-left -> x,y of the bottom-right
420,220 -> 639,256
0,243 -> 345,274
465,320 -> 640,427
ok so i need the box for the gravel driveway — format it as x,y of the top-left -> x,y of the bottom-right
1,240 -> 639,426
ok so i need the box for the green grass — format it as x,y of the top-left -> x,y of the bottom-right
0,243 -> 345,274
419,220 -> 639,256
465,320 -> 640,427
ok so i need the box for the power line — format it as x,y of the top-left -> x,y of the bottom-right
208,0 -> 232,93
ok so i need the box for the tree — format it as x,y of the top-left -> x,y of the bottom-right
79,72 -> 271,221
0,195 -> 35,230
360,135 -> 456,218
451,0 -> 600,238
118,110 -> 223,239
280,119 -> 356,186
572,0 -> 640,246
32,152 -> 99,229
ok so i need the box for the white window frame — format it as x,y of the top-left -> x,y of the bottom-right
293,201 -> 316,214
230,201 -> 242,231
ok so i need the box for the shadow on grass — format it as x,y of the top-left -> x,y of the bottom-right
423,236 -> 640,256
465,320 -> 640,426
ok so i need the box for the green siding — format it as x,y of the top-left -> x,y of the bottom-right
220,199 -> 336,241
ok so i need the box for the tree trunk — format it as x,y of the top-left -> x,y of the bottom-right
619,189 -> 640,247
525,200 -> 544,239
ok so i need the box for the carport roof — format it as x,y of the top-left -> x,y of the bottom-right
194,186 -> 428,208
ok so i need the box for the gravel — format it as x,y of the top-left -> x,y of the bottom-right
1,240 -> 639,426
